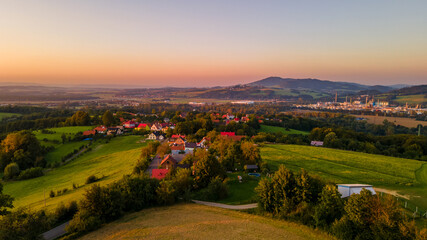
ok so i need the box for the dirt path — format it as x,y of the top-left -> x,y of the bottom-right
192,200 -> 258,210
374,188 -> 410,200
42,221 -> 69,240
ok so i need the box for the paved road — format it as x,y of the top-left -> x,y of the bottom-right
192,200 -> 258,210
42,221 -> 69,240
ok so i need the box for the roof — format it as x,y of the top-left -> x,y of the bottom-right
337,184 -> 373,188
245,164 -> 259,169
160,155 -> 177,165
94,126 -> 107,131
221,132 -> 235,136
185,142 -> 197,148
171,134 -> 186,139
83,130 -> 96,136
171,145 -> 185,151
152,169 -> 169,180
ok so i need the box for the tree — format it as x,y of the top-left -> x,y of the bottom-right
323,132 -> 337,147
3,162 -> 20,180
313,184 -> 344,229
0,131 -> 43,170
193,149 -> 226,188
102,110 -> 114,127
61,133 -> 67,144
0,183 -> 13,215
240,141 -> 261,166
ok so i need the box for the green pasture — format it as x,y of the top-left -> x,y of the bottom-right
0,112 -> 21,120
2,135 -> 146,210
395,94 -> 427,105
261,144 -> 427,210
34,126 -> 93,143
44,141 -> 89,165
260,125 -> 309,135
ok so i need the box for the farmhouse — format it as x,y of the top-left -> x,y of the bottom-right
123,120 -> 137,129
83,130 -> 96,136
94,126 -> 107,134
107,127 -> 123,135
337,184 -> 376,198
148,132 -> 165,141
311,141 -> 324,146
160,155 -> 177,169
151,123 -> 162,132
152,169 -> 169,180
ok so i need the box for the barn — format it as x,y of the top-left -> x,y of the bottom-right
337,184 -> 376,198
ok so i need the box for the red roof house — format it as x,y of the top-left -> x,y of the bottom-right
220,132 -> 235,137
152,169 -> 169,180
160,155 -> 177,169
83,130 -> 96,136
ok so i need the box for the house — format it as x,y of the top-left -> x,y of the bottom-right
171,145 -> 185,154
244,164 -> 259,172
161,126 -> 169,133
221,132 -> 235,137
94,126 -> 107,134
171,136 -> 186,145
160,155 -> 177,169
83,130 -> 97,136
151,123 -> 162,132
184,142 -> 197,153
164,117 -> 170,123
107,127 -> 123,135
152,169 -> 169,180
135,123 -> 151,131
123,120 -> 137,129
198,137 -> 210,148
337,184 -> 376,198
148,132 -> 165,141
311,141 -> 324,146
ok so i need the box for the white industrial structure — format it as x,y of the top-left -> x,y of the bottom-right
337,184 -> 376,198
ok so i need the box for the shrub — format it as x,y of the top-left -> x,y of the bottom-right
66,209 -> 102,236
72,183 -> 78,189
17,167 -> 44,180
3,163 -> 20,180
55,201 -> 78,223
63,188 -> 68,194
133,158 -> 150,175
49,190 -> 55,198
85,175 -> 98,184
205,176 -> 228,201
156,180 -> 176,205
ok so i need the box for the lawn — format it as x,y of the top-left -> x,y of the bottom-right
0,112 -> 21,120
2,135 -> 146,210
34,126 -> 94,143
218,172 -> 260,205
44,141 -> 89,165
261,144 -> 427,210
260,125 -> 309,135
79,204 -> 333,240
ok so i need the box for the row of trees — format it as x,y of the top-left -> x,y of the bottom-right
256,165 -> 426,239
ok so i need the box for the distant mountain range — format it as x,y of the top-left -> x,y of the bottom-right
247,77 -> 397,93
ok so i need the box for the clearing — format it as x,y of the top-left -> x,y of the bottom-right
0,112 -> 21,120
259,125 -> 309,135
78,204 -> 333,240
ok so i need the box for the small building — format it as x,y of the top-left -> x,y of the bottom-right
337,184 -> 376,198
83,130 -> 97,136
123,120 -> 137,129
311,141 -> 324,146
152,169 -> 169,180
184,142 -> 197,153
94,126 -> 107,134
160,155 -> 177,169
171,145 -> 185,154
244,164 -> 259,172
151,123 -> 162,132
148,132 -> 165,141
107,127 -> 123,135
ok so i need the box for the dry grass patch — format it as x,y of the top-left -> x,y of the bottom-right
79,204 -> 333,240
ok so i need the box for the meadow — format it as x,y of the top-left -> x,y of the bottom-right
261,144 -> 427,210
0,112 -> 21,120
2,135 -> 146,210
395,94 -> 427,105
259,125 -> 309,135
79,203 -> 333,240
34,126 -> 93,143
351,114 -> 426,128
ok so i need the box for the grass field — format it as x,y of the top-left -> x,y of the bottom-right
395,94 -> 427,105
2,135 -> 146,210
352,115 -> 426,128
44,141 -> 89,165
0,112 -> 21,120
260,125 -> 309,135
78,204 -> 333,240
218,173 -> 260,205
34,126 -> 94,143
261,144 -> 427,210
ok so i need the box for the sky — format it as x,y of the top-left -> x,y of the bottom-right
0,0 -> 426,87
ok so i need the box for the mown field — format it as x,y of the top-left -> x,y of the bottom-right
3,135 -> 146,210
395,94 -> 427,105
0,112 -> 21,120
78,204 -> 333,240
34,126 -> 93,143
259,125 -> 309,135
261,144 -> 427,210
352,115 -> 426,128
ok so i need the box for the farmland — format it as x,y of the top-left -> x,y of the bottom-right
79,204 -> 333,240
0,112 -> 21,120
34,126 -> 93,143
261,144 -> 427,210
2,135 -> 146,210
352,114 -> 426,128
259,125 -> 309,135
395,94 -> 427,105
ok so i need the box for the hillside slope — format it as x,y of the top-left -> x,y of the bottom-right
78,204 -> 333,240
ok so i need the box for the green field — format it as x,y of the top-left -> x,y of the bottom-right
79,204 -> 333,240
261,144 -> 427,210
260,125 -> 309,135
44,141 -> 89,165
34,126 -> 93,143
218,173 -> 260,205
0,112 -> 21,120
395,94 -> 427,105
2,135 -> 146,210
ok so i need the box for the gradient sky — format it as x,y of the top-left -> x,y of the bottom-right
1,0 -> 426,87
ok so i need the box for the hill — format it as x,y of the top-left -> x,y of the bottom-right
261,144 -> 427,211
248,77 -> 393,93
78,204 -> 333,240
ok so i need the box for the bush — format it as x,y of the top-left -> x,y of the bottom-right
205,176 -> 228,201
133,158 -> 150,175
66,209 -> 102,236
55,201 -> 78,223
49,190 -> 55,198
156,180 -> 176,205
17,167 -> 44,180
3,163 -> 20,180
85,175 -> 98,184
